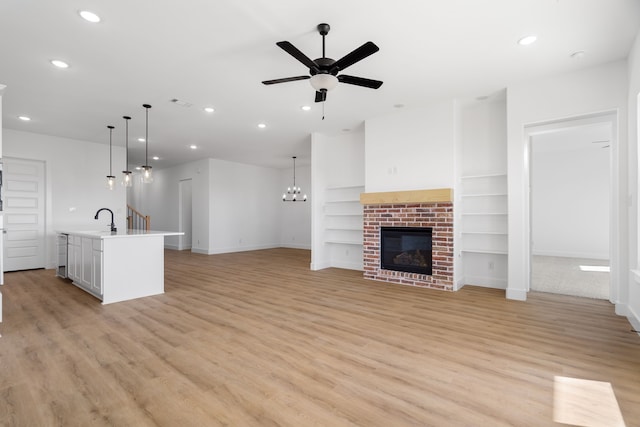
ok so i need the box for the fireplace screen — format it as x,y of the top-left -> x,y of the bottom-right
380,227 -> 433,275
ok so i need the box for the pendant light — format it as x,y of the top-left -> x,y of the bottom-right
121,115 -> 132,187
106,125 -> 116,190
141,103 -> 153,183
282,156 -> 307,202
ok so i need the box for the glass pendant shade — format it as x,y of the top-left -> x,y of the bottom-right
122,171 -> 133,187
106,125 -> 115,190
121,115 -> 132,187
141,104 -> 153,184
142,165 -> 153,183
106,175 -> 116,190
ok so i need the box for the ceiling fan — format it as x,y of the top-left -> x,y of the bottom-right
262,23 -> 383,103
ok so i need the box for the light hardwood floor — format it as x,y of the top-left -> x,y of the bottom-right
0,248 -> 639,426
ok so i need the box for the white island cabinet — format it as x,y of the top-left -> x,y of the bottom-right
61,230 -> 182,304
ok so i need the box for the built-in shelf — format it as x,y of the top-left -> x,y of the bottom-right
324,212 -> 362,217
460,173 -> 507,180
461,193 -> 507,198
325,240 -> 363,246
326,185 -> 365,191
461,249 -> 508,255
459,173 -> 508,265
461,212 -> 508,216
461,231 -> 508,235
323,186 -> 365,256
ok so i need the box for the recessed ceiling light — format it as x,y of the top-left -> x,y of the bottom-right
189,144 -> 197,150
152,156 -> 160,160
78,10 -> 101,23
135,166 -> 142,170
50,59 -> 69,69
570,50 -> 586,59
301,105 -> 311,111
257,123 -> 267,129
18,115 -> 31,121
203,107 -> 215,113
518,35 -> 537,46
138,138 -> 145,142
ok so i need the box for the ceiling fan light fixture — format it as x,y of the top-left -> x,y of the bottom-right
310,74 -> 338,91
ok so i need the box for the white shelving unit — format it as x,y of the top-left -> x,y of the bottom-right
323,185 -> 364,245
459,174 -> 508,288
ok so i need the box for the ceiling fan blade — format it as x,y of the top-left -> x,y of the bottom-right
330,41 -> 379,73
338,75 -> 383,89
262,76 -> 310,85
315,90 -> 327,103
276,41 -> 319,72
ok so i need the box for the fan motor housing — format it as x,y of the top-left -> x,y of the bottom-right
312,57 -> 338,75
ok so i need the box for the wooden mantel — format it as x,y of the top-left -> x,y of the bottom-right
360,188 -> 453,205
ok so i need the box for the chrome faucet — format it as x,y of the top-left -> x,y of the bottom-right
94,208 -> 117,233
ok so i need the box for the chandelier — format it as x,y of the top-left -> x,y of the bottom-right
282,156 -> 307,202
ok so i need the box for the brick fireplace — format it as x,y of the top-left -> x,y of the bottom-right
361,189 -> 454,291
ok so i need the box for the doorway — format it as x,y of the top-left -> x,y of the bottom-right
528,115 -> 614,299
2,157 -> 46,272
178,179 -> 192,251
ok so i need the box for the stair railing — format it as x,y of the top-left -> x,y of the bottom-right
127,205 -> 150,231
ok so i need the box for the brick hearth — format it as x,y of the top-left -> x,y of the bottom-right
362,201 -> 454,290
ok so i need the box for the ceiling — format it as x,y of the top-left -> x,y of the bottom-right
1,0 -> 639,170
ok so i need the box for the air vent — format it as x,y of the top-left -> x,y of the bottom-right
170,98 -> 192,108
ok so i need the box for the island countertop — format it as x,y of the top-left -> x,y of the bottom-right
58,229 -> 183,239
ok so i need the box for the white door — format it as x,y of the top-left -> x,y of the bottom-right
179,179 -> 192,250
3,158 -> 46,271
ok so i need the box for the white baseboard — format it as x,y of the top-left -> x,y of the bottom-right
627,304 -> 640,336
164,244 -> 179,250
207,244 -> 279,255
310,260 -> 331,271
532,250 -> 609,260
330,260 -> 363,271
506,287 -> 527,301
310,259 -> 362,271
280,243 -> 312,250
461,275 -> 507,290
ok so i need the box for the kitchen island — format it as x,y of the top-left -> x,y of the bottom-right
59,230 -> 183,304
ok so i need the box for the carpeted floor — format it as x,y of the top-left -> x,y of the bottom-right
531,255 -> 610,299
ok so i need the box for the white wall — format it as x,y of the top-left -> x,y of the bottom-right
208,158 -> 282,254
628,29 -> 640,331
3,129 -> 127,268
460,94 -> 507,176
531,143 -> 610,259
130,158 -> 210,252
130,156 -> 311,255
364,100 -> 457,192
507,60 -> 628,301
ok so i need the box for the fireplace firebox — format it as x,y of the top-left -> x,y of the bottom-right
380,227 -> 433,275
